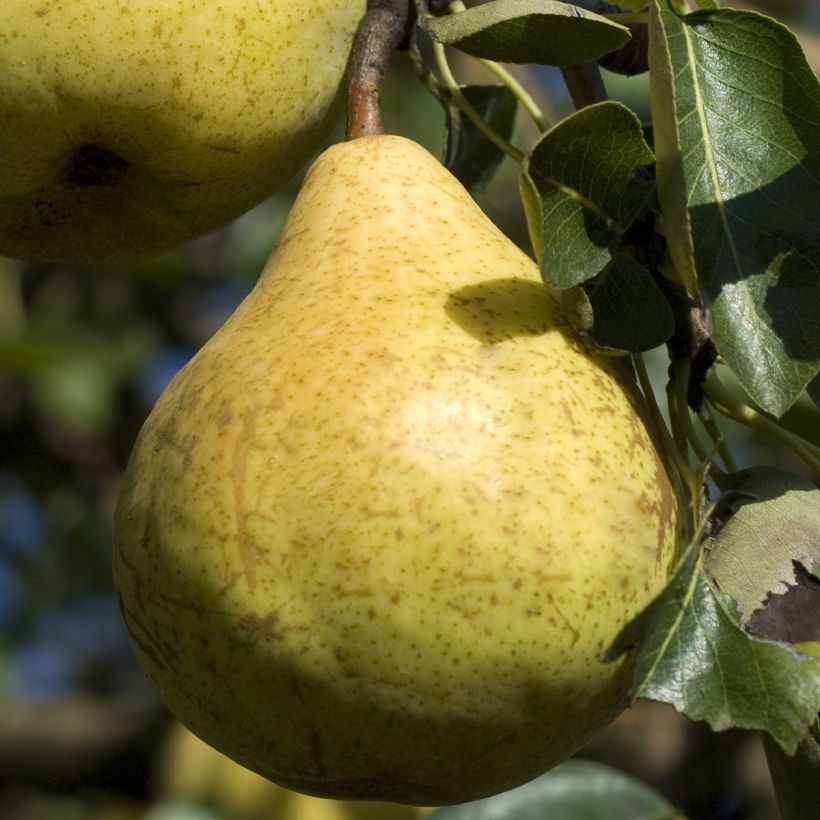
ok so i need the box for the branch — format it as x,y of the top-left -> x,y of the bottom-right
660,278 -> 717,411
560,62 -> 608,109
346,0 -> 412,139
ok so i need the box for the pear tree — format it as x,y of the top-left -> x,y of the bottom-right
1,0 -> 819,818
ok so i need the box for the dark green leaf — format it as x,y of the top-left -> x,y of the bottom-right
426,760 -> 680,820
649,4 -> 820,417
705,468 -> 820,629
521,101 -> 655,287
608,537 -> 820,754
422,0 -> 630,66
444,85 -> 518,195
762,719 -> 820,820
807,373 -> 820,409
580,253 -> 674,351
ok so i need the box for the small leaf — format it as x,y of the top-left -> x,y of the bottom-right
426,760 -> 679,820
649,4 -> 820,416
705,467 -> 820,628
581,253 -> 674,352
608,538 -> 820,754
444,85 -> 517,195
521,101 -> 655,288
423,0 -> 630,66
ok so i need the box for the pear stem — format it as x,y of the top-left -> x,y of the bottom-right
346,0 -> 411,139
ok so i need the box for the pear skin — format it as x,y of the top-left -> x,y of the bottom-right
114,135 -> 678,805
0,0 -> 364,263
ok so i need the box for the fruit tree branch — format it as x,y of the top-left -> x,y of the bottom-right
560,62 -> 608,109
346,0 -> 412,139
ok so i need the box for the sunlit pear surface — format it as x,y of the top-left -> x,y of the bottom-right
114,135 -> 679,805
0,0 -> 364,263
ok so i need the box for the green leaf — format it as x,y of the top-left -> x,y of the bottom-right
444,85 -> 518,195
580,253 -> 674,352
426,760 -> 680,820
763,716 -> 820,820
422,0 -> 630,66
705,468 -> 820,632
608,537 -> 820,754
762,719 -> 820,820
521,101 -> 655,288
649,4 -> 820,417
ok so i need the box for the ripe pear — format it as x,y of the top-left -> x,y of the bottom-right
114,135 -> 679,805
0,0 -> 364,263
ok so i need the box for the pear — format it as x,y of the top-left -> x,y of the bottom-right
157,722 -> 430,820
0,0 -> 364,263
114,135 -> 679,805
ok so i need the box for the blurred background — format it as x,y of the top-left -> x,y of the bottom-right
1,2 -> 818,818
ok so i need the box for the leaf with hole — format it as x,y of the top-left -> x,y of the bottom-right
705,467 -> 820,642
609,536 -> 820,754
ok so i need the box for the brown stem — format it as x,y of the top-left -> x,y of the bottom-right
560,62 -> 608,109
346,0 -> 411,139
664,282 -> 717,412
623,212 -> 717,411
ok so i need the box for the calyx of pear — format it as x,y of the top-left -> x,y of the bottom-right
114,135 -> 679,806
0,0 -> 364,263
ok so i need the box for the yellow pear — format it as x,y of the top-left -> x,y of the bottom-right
156,722 -> 429,820
113,135 -> 679,805
0,0 -> 364,263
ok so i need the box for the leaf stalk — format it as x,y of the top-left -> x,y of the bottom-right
704,372 -> 820,478
432,41 -> 526,165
